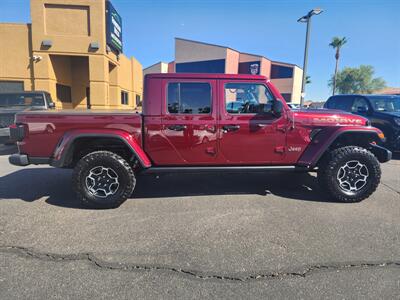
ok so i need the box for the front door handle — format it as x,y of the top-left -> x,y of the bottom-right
276,124 -> 287,132
167,125 -> 187,131
222,125 -> 240,132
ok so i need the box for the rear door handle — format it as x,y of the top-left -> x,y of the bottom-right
167,125 -> 187,131
222,125 -> 240,132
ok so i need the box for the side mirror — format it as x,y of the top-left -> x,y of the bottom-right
272,100 -> 283,117
48,102 -> 56,109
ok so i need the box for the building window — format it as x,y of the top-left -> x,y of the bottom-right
270,64 -> 293,79
135,95 -> 141,106
224,83 -> 274,114
175,59 -> 225,73
0,81 -> 24,93
121,91 -> 129,105
56,84 -> 72,103
167,82 -> 211,114
280,93 -> 292,102
238,61 -> 261,75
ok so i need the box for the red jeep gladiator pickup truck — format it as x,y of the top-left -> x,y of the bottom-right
9,73 -> 391,208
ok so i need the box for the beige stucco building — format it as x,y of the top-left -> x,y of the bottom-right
144,38 -> 303,103
0,0 -> 143,109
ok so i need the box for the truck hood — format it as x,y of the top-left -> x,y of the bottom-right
292,109 -> 369,126
373,111 -> 400,118
0,107 -> 30,114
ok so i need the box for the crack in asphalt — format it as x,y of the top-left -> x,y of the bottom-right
1,245 -> 399,282
381,181 -> 400,195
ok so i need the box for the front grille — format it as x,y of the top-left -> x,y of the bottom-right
0,114 -> 16,128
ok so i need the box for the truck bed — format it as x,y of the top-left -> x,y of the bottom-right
15,109 -> 143,158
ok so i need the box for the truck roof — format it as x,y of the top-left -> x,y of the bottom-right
329,94 -> 400,98
145,73 -> 268,80
0,91 -> 49,95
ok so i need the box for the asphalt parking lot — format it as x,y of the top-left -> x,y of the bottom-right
0,144 -> 399,299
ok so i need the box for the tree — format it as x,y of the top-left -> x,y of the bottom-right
306,75 -> 311,84
328,65 -> 386,94
329,36 -> 347,95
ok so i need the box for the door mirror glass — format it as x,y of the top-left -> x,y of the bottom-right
48,102 -> 55,109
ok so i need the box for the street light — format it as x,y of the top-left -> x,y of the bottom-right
297,8 -> 323,108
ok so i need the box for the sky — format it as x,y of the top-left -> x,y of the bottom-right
1,0 -> 399,101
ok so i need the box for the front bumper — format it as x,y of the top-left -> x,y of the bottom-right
391,133 -> 400,151
369,143 -> 392,163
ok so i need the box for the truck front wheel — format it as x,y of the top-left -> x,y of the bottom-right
317,146 -> 381,203
72,151 -> 136,209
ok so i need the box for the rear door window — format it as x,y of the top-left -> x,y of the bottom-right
167,82 -> 211,114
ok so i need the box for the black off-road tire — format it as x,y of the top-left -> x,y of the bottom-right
72,151 -> 136,209
317,146 -> 381,203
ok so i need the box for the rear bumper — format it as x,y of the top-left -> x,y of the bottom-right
0,128 -> 11,144
0,127 -> 10,137
9,154 -> 50,166
9,154 -> 29,166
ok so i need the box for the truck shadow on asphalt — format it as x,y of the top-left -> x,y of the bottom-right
0,168 -> 340,209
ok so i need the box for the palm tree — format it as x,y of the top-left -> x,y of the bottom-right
329,36 -> 347,95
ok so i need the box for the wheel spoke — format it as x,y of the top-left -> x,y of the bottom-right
336,160 -> 369,193
85,166 -> 120,198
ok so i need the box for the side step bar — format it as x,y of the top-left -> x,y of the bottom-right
143,165 -> 307,174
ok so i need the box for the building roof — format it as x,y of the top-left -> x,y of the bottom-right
175,37 -> 238,52
143,61 -> 167,70
176,37 -> 301,69
373,87 -> 400,95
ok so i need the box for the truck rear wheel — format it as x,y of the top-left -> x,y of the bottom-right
72,151 -> 136,209
317,146 -> 381,203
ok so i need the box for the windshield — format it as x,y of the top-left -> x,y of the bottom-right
0,93 -> 46,107
368,96 -> 400,112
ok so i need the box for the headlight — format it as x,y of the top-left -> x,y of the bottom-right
394,117 -> 400,126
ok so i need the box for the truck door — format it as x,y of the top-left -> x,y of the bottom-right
157,79 -> 219,165
218,80 -> 287,164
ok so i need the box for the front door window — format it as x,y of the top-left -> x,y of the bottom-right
225,83 -> 274,115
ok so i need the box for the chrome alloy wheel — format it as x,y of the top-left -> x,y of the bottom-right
336,160 -> 369,193
85,166 -> 119,198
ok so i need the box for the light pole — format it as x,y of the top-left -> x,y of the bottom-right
298,8 -> 323,108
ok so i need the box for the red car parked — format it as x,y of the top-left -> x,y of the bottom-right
9,73 -> 391,208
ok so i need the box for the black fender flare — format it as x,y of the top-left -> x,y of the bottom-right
297,127 -> 388,168
51,130 -> 152,168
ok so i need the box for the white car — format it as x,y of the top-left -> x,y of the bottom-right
287,103 -> 300,110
